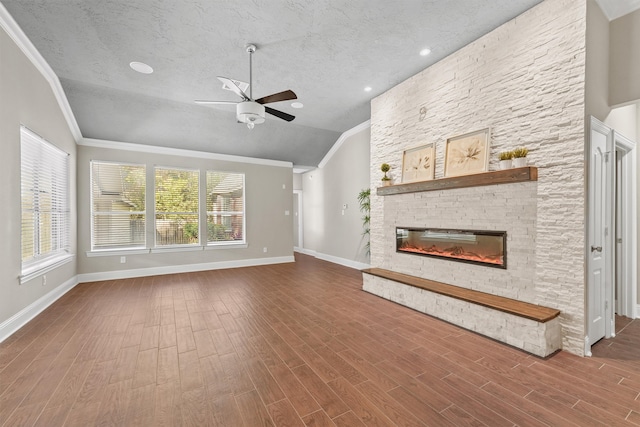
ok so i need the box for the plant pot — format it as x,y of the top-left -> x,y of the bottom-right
382,180 -> 393,187
512,157 -> 527,168
499,159 -> 512,170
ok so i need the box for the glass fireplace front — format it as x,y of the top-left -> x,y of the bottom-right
396,227 -> 506,269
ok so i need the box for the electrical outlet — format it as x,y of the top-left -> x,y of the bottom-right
120,256 -> 126,264
263,247 -> 268,253
42,275 -> 46,286
282,184 -> 286,189
285,210 -> 290,216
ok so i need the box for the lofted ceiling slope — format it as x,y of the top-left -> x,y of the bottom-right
3,0 -> 552,166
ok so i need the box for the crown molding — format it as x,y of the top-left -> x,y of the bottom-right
80,137 -> 294,168
318,120 -> 371,169
0,3 -> 83,143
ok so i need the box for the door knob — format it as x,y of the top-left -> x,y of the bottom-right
591,246 -> 602,252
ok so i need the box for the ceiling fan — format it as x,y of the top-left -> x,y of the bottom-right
195,44 -> 297,129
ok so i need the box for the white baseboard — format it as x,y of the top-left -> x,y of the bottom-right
295,248 -> 369,270
315,252 -> 370,270
0,275 -> 79,343
296,248 -> 317,257
77,255 -> 295,283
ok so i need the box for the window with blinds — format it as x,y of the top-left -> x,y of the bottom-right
20,126 -> 70,272
206,171 -> 245,244
155,167 -> 199,246
91,161 -> 146,250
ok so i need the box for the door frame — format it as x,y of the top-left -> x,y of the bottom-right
613,131 -> 637,319
293,190 -> 304,251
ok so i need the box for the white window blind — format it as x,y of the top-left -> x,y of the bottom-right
91,161 -> 146,250
206,171 -> 245,244
20,126 -> 70,272
155,167 -> 199,246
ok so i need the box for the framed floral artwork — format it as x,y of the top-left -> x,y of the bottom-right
444,128 -> 490,177
402,144 -> 435,183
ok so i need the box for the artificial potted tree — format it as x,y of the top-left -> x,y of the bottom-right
381,163 -> 392,186
499,151 -> 514,170
512,147 -> 529,168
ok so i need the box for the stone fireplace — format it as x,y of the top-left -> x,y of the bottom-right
363,169 -> 563,357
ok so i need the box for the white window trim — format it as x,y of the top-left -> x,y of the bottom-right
86,248 -> 150,257
20,253 -> 74,284
151,245 -> 204,254
205,242 -> 248,250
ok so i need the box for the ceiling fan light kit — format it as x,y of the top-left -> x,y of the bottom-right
195,43 -> 297,129
237,101 -> 265,126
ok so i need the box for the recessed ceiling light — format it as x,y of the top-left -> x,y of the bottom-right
364,86 -> 372,92
291,102 -> 303,109
420,48 -> 432,56
129,61 -> 154,74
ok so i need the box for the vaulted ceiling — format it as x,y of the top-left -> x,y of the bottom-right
5,0 -> 634,167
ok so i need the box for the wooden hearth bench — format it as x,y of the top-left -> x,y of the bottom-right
362,268 -> 559,322
361,268 -> 561,356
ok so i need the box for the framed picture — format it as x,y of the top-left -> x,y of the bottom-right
402,144 -> 435,183
444,128 -> 490,177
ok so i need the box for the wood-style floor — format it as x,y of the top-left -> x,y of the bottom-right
1,253 -> 640,426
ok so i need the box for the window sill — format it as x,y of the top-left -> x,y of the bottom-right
20,254 -> 74,284
151,245 -> 204,254
86,248 -> 150,257
85,243 -> 247,258
205,242 -> 248,250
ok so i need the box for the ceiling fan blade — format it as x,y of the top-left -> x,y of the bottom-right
195,100 -> 238,105
217,76 -> 249,100
255,90 -> 297,105
265,106 -> 295,122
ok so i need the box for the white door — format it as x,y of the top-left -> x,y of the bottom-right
588,118 -> 614,347
293,190 -> 303,250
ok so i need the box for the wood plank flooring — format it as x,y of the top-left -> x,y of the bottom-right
1,253 -> 640,426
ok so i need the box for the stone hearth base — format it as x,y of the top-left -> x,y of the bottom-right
363,274 -> 561,357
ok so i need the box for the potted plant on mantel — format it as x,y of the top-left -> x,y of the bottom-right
381,163 -> 392,186
499,151 -> 513,170
512,147 -> 529,168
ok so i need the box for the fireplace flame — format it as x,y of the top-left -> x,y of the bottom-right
398,243 -> 503,266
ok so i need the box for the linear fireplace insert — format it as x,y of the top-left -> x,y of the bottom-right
396,227 -> 506,269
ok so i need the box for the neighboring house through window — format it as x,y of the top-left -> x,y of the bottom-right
207,171 -> 245,244
20,126 -> 71,281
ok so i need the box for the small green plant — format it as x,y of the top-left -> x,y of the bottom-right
380,163 -> 391,181
512,147 -> 529,158
357,188 -> 371,256
499,151 -> 514,161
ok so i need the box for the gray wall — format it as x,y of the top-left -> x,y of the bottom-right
302,126 -> 370,265
585,0 -> 611,121
77,144 -> 293,275
0,27 -> 77,325
610,8 -> 640,106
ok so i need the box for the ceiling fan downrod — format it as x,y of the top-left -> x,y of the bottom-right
246,44 -> 256,101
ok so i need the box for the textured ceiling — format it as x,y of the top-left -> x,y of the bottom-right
595,0 -> 640,20
2,0 -> 548,166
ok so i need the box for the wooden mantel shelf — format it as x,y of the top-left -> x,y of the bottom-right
377,166 -> 537,196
